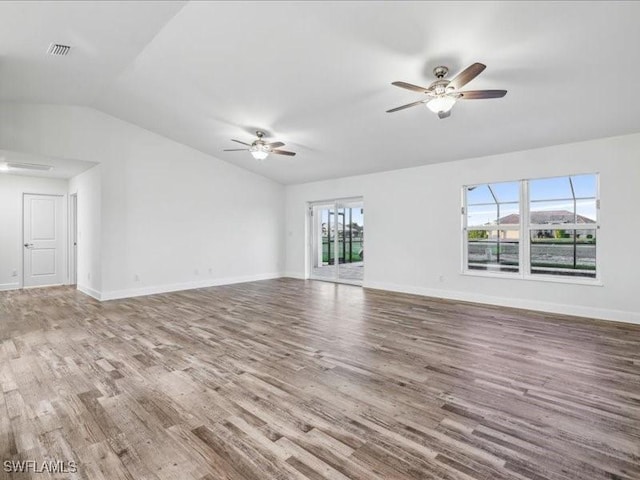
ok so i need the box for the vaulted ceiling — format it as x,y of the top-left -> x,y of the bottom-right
1,1 -> 640,184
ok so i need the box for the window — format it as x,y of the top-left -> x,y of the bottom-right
528,175 -> 598,278
463,174 -> 599,282
466,181 -> 521,273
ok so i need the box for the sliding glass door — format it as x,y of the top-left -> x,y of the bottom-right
310,203 -> 337,280
309,198 -> 364,285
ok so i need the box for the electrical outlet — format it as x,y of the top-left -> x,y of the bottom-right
208,268 -> 213,274
11,269 -> 17,277
194,269 -> 199,275
134,274 -> 140,282
439,275 -> 445,283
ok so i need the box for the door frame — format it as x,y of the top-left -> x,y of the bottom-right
22,192 -> 68,288
307,196 -> 364,286
69,192 -> 78,286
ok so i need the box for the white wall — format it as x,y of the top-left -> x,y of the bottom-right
112,133 -> 284,300
69,165 -> 102,296
285,133 -> 640,324
1,103 -> 285,300
0,174 -> 69,290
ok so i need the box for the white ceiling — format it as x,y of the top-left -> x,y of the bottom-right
1,1 -> 640,184
0,149 -> 97,179
0,1 -> 185,105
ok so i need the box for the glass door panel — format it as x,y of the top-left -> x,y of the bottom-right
337,202 -> 364,284
310,204 -> 336,280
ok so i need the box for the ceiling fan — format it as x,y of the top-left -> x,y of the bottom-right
387,62 -> 507,119
223,131 -> 296,161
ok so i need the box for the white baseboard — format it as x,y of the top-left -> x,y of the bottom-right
282,271 -> 306,280
77,284 -> 102,301
100,272 -> 284,301
364,280 -> 640,325
0,282 -> 20,292
23,274 -> 639,325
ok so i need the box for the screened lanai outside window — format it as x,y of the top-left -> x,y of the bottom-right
529,174 -> 598,278
465,181 -> 520,273
463,173 -> 599,283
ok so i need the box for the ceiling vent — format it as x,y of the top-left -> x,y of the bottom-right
0,162 -> 54,172
47,43 -> 71,56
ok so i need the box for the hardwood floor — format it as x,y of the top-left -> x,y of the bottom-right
0,279 -> 639,480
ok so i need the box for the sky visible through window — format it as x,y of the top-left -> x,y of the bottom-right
347,208 -> 364,226
467,175 -> 597,227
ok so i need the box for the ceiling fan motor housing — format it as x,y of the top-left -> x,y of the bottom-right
433,66 -> 449,78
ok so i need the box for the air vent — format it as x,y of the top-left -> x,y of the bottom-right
0,162 -> 54,172
47,43 -> 71,56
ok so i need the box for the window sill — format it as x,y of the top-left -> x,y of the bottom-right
462,270 -> 603,286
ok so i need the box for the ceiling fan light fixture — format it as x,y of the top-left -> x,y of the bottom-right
426,96 -> 456,114
250,145 -> 269,161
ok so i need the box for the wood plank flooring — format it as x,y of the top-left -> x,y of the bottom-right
0,278 -> 639,479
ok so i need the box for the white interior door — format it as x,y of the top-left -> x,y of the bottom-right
23,194 -> 65,288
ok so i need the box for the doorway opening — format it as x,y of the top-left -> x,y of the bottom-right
309,198 -> 364,285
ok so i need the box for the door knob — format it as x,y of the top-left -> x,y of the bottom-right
24,243 -> 33,248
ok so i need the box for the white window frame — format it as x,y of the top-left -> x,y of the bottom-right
462,182 -> 522,277
462,173 -> 601,286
